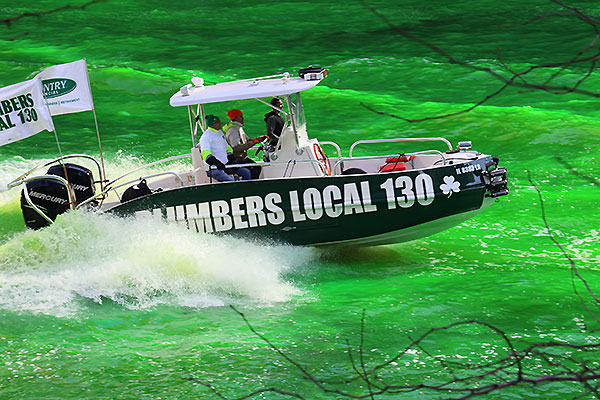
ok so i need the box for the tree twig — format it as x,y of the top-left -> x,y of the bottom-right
1,0 -> 104,27
359,0 -> 600,121
527,170 -> 600,326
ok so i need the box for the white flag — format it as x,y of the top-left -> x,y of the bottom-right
0,77 -> 55,147
36,59 -> 94,115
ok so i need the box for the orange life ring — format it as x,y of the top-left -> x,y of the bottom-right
313,143 -> 331,176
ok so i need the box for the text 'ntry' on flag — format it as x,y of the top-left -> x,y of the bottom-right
37,59 -> 94,116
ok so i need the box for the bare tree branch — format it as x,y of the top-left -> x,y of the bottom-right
359,0 -> 600,121
1,0 -> 104,27
527,171 -> 600,326
555,156 -> 600,187
186,308 -> 600,399
551,0 -> 600,25
184,167 -> 599,399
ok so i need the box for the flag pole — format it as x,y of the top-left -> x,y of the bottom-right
51,127 -> 75,209
91,106 -> 106,190
52,129 -> 65,158
84,58 -> 107,191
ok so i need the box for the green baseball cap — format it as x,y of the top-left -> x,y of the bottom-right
205,114 -> 220,126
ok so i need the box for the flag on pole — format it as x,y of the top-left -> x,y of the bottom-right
0,77 -> 55,147
36,59 -> 94,115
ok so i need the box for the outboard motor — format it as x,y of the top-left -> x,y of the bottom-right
20,163 -> 96,229
483,158 -> 509,198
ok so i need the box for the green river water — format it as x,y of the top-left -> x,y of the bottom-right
0,0 -> 599,398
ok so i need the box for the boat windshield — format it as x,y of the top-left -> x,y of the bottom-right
289,93 -> 306,128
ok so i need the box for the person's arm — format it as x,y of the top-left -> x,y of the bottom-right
204,154 -> 225,170
229,128 -> 267,156
232,141 -> 254,154
233,136 -> 268,154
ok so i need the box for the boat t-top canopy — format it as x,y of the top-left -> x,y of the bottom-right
169,68 -> 328,107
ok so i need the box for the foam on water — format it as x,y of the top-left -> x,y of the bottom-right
0,156 -> 49,193
0,210 -> 315,317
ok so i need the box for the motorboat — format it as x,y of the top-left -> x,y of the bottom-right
7,66 -> 508,246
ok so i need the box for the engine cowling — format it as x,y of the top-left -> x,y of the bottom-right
20,163 -> 96,229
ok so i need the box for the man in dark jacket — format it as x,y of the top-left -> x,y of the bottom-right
264,97 -> 285,147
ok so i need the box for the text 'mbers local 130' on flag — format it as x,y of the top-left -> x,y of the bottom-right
0,59 -> 93,147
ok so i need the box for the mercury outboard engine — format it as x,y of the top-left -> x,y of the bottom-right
20,163 -> 96,229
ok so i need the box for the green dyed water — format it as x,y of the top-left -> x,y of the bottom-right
1,0 -> 599,398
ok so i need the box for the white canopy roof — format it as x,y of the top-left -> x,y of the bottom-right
169,75 -> 322,107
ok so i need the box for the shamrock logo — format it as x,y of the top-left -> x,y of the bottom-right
440,175 -> 461,197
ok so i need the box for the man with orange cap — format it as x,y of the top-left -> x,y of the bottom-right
223,109 -> 267,180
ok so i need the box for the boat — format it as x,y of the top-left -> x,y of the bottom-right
6,65 -> 508,247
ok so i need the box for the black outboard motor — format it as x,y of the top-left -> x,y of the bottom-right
483,157 -> 509,198
20,163 -> 96,230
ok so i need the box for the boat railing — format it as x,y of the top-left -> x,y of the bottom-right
217,72 -> 289,86
332,150 -> 447,175
111,156 -> 326,181
103,153 -> 192,192
78,171 -> 186,210
41,141 -> 450,213
349,137 -> 453,157
217,150 -> 446,178
82,156 -> 333,208
221,158 -> 331,178
19,175 -> 77,226
319,141 -> 342,158
62,154 -> 193,210
7,154 -> 104,190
